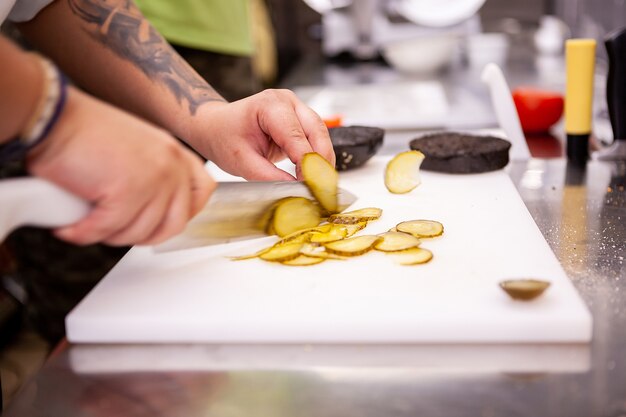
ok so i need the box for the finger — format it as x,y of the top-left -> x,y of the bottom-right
139,152 -> 217,245
184,151 -> 218,217
137,176 -> 194,245
259,94 -> 314,166
54,194 -> 148,246
293,100 -> 336,167
233,151 -> 296,181
101,187 -> 176,246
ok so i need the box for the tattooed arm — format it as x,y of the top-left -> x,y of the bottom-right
17,0 -> 224,137
17,0 -> 335,180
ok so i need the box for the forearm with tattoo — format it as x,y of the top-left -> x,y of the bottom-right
67,0 -> 226,114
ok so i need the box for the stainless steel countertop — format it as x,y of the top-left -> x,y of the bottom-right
5,51 -> 626,417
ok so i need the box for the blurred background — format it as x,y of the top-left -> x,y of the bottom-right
268,0 -> 626,81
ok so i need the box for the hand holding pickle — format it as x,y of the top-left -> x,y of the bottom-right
190,90 -> 336,182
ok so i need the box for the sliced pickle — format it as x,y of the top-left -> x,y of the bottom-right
389,247 -> 433,265
396,220 -> 444,238
384,150 -> 425,194
302,152 -> 339,214
309,225 -> 349,243
499,279 -> 551,301
344,221 -> 368,237
261,197 -> 296,235
278,224 -> 332,243
271,197 -> 322,237
257,201 -> 279,234
299,243 -> 347,260
281,255 -> 326,266
259,241 -> 303,262
323,235 -> 382,257
230,247 -> 271,261
329,207 -> 382,224
374,231 -> 422,252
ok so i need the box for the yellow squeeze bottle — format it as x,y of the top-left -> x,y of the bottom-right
565,39 -> 596,164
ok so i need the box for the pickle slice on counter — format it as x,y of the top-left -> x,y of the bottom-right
329,207 -> 382,224
499,279 -> 551,301
302,152 -> 339,214
384,150 -> 425,194
374,231 -> 422,252
299,243 -> 347,260
257,200 -> 280,234
259,241 -> 304,262
271,197 -> 321,237
281,255 -> 326,266
344,221 -> 368,237
389,247 -> 433,265
230,247 -> 272,261
309,224 -> 349,243
396,220 -> 444,238
323,235 -> 382,257
276,224 -> 331,245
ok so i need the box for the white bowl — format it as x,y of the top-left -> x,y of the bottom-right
382,35 -> 458,74
396,0 -> 486,28
466,33 -> 510,68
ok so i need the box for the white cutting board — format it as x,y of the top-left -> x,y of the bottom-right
66,157 -> 592,344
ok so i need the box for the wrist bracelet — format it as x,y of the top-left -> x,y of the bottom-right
0,54 -> 68,163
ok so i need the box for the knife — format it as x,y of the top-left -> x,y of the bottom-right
155,181 -> 357,252
0,177 -> 357,249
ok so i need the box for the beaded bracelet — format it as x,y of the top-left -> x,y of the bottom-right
0,54 -> 68,163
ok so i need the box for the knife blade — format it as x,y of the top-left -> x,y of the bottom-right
155,181 -> 358,252
0,178 -> 357,249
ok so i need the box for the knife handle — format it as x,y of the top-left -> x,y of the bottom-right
605,27 -> 626,142
0,177 -> 90,242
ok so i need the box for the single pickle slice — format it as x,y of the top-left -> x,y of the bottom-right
396,219 -> 444,238
309,225 -> 349,243
329,207 -> 382,224
499,279 -> 551,301
271,197 -> 322,237
299,243 -> 347,260
389,247 -> 433,265
302,152 -> 339,214
384,150 -> 425,194
281,255 -> 326,266
230,246 -> 272,261
259,241 -> 304,262
323,235 -> 382,257
278,224 -> 332,243
343,221 -> 368,237
374,231 -> 422,252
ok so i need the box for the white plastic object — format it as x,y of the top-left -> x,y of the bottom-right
382,34 -> 458,74
534,15 -> 568,56
395,0 -> 486,28
481,63 -> 531,161
301,0 -> 352,14
466,33 -> 510,68
0,177 -> 90,242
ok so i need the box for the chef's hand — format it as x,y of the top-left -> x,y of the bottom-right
27,87 -> 215,246
190,89 -> 335,181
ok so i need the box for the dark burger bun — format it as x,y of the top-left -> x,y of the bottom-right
409,132 -> 511,174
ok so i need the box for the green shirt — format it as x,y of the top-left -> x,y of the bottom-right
135,0 -> 253,56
